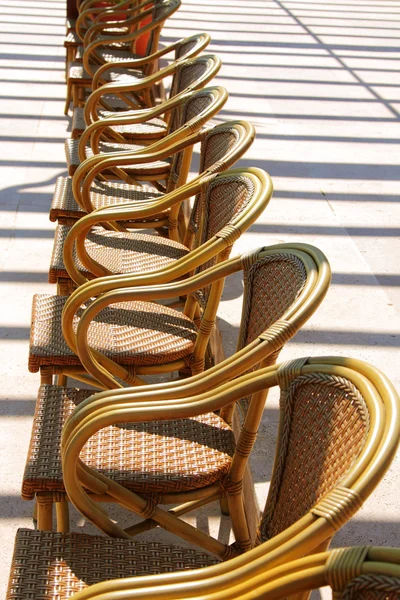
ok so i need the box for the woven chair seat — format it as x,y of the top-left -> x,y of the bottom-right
7,529 -> 219,600
75,44 -> 134,63
98,46 -> 139,63
72,106 -> 167,139
68,61 -> 145,85
22,384 -> 235,498
49,226 -> 190,283
65,138 -> 171,175
64,27 -> 129,48
49,176 -> 164,222
28,294 -> 198,373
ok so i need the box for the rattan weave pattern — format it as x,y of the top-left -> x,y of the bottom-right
22,384 -> 235,498
28,294 -> 198,372
237,254 -> 307,417
202,129 -> 238,172
49,176 -> 164,222
64,138 -> 171,173
192,174 -> 255,303
341,574 -> 400,600
49,226 -> 189,283
64,27 -> 128,47
176,38 -> 199,59
68,61 -> 143,84
259,373 -> 370,542
6,529 -> 219,600
74,42 -> 132,63
241,255 -> 307,348
94,47 -> 135,63
170,62 -> 208,98
68,62 -> 92,82
72,107 -> 167,138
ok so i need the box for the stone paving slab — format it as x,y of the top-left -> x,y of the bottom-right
0,0 -> 399,596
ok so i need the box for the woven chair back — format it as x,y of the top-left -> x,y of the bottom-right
169,57 -> 216,100
166,87 -> 223,187
341,574 -> 400,600
188,172 -> 256,304
258,369 -> 370,543
234,251 -> 308,418
175,35 -> 205,60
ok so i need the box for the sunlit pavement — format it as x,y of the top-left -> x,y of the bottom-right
0,0 -> 399,594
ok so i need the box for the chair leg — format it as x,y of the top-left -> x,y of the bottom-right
64,82 -> 72,115
36,493 -> 53,531
40,368 -> 53,385
57,374 -> 68,387
33,499 -> 38,524
219,496 -> 230,516
228,493 -> 252,553
56,498 -> 70,533
72,84 -> 80,109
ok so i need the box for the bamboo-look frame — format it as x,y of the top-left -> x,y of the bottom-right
81,0 -> 181,78
66,0 -> 148,79
77,54 -> 222,153
84,51 -> 219,126
69,545 -> 400,600
89,32 -> 211,93
61,121 -> 255,287
70,86 -> 228,205
75,0 -> 142,44
77,0 -> 162,48
77,33 -> 212,119
60,355 -> 399,562
58,168 -> 273,389
32,242 -> 329,533
52,244 -> 329,541
82,0 -> 165,49
78,0 -> 133,13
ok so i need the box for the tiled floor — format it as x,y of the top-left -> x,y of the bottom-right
0,0 -> 399,595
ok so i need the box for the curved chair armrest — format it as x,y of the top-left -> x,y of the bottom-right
61,255 -> 240,388
73,125 -> 203,211
61,242 -> 331,424
79,0 -> 125,12
76,6 -> 112,42
82,12 -> 134,46
83,0 -> 155,44
92,39 -> 185,88
60,360 -> 280,536
92,0 -> 139,22
70,546 -> 400,600
84,59 -> 188,124
76,0 -> 138,42
74,85 -> 227,202
83,3 -> 155,50
92,32 -> 211,88
62,344 -> 280,446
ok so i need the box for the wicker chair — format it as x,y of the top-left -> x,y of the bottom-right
23,242 -> 330,535
50,88 -> 228,237
9,356 -> 399,599
66,0 -> 181,111
65,0 -> 145,71
50,121 -> 255,295
29,167 -> 273,388
70,32 -> 211,136
65,54 -> 222,172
